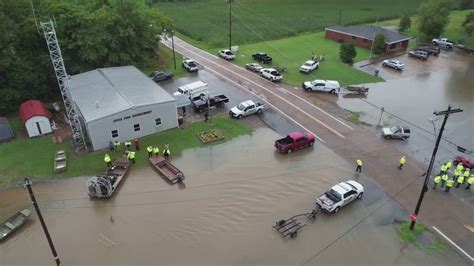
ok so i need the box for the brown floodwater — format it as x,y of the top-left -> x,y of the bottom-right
0,128 -> 468,265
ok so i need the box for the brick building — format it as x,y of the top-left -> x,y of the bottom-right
325,25 -> 410,53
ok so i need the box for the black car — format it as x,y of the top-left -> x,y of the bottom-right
149,71 -> 174,82
252,52 -> 272,64
417,46 -> 441,56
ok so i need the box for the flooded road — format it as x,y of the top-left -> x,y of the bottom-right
0,128 -> 467,265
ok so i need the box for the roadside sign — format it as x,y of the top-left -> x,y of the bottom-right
410,213 -> 417,222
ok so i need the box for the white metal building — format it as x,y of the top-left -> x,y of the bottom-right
68,66 -> 178,151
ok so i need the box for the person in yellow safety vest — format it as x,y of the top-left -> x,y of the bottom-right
440,164 -> 447,175
445,178 -> 454,192
153,147 -> 160,156
398,156 -> 406,170
456,163 -> 464,172
465,175 -> 474,190
458,169 -> 470,188
104,154 -> 112,167
125,140 -> 132,151
146,146 -> 153,158
446,161 -> 452,170
455,173 -> 464,188
355,159 -> 362,173
441,173 -> 449,187
432,175 -> 441,190
114,140 -> 121,151
163,144 -> 171,160
127,151 -> 136,164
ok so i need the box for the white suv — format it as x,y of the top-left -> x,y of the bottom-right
218,49 -> 235,60
382,59 -> 404,70
260,68 -> 283,82
299,60 -> 319,73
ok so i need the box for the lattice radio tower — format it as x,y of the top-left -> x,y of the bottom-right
40,20 -> 87,152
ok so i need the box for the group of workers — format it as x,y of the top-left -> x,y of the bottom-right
432,161 -> 473,192
355,155 -> 407,173
104,139 -> 172,167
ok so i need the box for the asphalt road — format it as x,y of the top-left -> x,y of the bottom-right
161,36 -> 474,260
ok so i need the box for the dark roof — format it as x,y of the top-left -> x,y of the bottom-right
0,117 -> 14,141
19,100 -> 50,124
326,25 -> 410,44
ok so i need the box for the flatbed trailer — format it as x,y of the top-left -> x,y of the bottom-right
273,209 -> 318,239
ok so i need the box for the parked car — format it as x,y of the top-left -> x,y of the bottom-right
192,94 -> 229,112
252,52 -> 272,64
218,49 -> 235,60
229,100 -> 266,119
260,68 -> 282,82
408,50 -> 428,60
302,79 -> 340,93
382,125 -> 411,139
418,46 -> 441,56
274,131 -> 316,154
149,71 -> 173,82
315,180 -> 364,213
182,59 -> 199,72
432,38 -> 454,49
382,59 -> 404,70
245,63 -> 263,72
299,60 -> 319,73
453,156 -> 473,170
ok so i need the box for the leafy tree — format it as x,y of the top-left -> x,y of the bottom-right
417,0 -> 453,41
462,11 -> 474,36
458,0 -> 474,9
399,14 -> 411,32
339,43 -> 357,64
372,33 -> 386,55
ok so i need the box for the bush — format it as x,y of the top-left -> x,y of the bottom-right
399,14 -> 412,32
339,43 -> 357,64
373,33 -> 386,55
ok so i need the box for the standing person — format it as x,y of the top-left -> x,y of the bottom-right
204,111 -> 209,123
108,141 -> 114,151
456,163 -> 464,173
398,156 -> 406,170
445,178 -> 454,192
456,172 -> 465,188
441,173 -> 449,187
127,151 -> 136,164
104,154 -> 112,168
439,163 -> 447,175
114,140 -> 121,151
133,138 -> 140,151
446,161 -> 452,171
153,146 -> 160,156
458,169 -> 470,188
432,175 -> 441,190
147,145 -> 153,158
355,159 -> 362,173
125,139 -> 132,151
465,175 -> 474,190
163,144 -> 171,160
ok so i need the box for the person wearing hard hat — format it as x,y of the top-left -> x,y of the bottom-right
398,156 -> 406,170
125,140 -> 132,151
441,173 -> 449,187
147,145 -> 153,158
104,154 -> 112,168
355,159 -> 362,173
114,140 -> 121,151
445,178 -> 454,192
446,161 -> 452,170
440,163 -> 447,175
432,175 -> 441,190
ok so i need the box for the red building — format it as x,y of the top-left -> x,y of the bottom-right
325,25 -> 410,53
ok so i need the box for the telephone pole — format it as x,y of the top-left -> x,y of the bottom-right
228,0 -> 233,51
409,106 -> 462,230
24,178 -> 62,266
171,31 -> 177,70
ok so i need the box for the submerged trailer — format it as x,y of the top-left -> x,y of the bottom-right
86,157 -> 130,198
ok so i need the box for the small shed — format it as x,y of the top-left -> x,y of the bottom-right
0,117 -> 14,143
19,100 -> 52,138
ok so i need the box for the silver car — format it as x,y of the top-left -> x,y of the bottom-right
382,59 -> 404,70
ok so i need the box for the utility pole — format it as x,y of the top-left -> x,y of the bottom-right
24,178 -> 62,266
228,0 -> 233,51
409,106 -> 463,230
171,31 -> 177,70
369,30 -> 376,58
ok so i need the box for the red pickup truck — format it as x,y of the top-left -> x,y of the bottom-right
274,132 -> 316,154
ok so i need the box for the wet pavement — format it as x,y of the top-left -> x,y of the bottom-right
0,128 -> 468,265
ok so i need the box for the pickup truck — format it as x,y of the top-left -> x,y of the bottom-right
432,38 -> 454,49
302,79 -> 340,94
182,59 -> 200,72
252,52 -> 272,64
315,180 -> 364,213
260,68 -> 283,82
299,60 -> 319,73
382,125 -> 411,139
274,131 -> 316,154
229,100 -> 266,119
218,49 -> 235,60
192,95 -> 229,112
453,156 -> 473,170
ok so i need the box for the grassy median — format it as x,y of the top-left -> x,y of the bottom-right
0,115 -> 252,186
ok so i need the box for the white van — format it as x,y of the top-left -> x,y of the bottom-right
173,81 -> 209,107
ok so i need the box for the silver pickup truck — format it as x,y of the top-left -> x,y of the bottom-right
382,125 -> 411,139
315,180 -> 364,213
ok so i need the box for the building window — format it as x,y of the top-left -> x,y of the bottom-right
363,39 -> 368,43
155,118 -> 162,126
111,130 -> 119,138
352,36 -> 356,40
134,124 -> 140,132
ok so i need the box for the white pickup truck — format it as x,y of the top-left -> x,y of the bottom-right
229,100 -> 266,119
302,79 -> 341,94
432,38 -> 454,49
315,180 -> 364,213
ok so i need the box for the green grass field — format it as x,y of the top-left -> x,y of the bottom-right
155,0 -> 423,48
227,32 -> 382,86
373,9 -> 474,48
0,115 -> 251,186
139,44 -> 188,78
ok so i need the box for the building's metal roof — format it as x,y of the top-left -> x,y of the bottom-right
326,25 -> 410,44
69,66 -> 175,123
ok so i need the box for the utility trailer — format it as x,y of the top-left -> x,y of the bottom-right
273,209 -> 318,239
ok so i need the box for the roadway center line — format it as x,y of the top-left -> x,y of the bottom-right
170,41 -> 346,140
174,38 -> 353,131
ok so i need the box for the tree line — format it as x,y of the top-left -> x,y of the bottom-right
0,0 -> 174,114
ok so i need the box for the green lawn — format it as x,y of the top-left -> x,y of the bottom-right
154,0 -> 423,48
222,32 -> 382,86
372,9 -> 474,48
0,115 -> 251,186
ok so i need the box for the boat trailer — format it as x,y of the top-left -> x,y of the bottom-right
273,208 -> 319,239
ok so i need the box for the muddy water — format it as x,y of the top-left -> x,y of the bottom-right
0,128 -> 468,265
